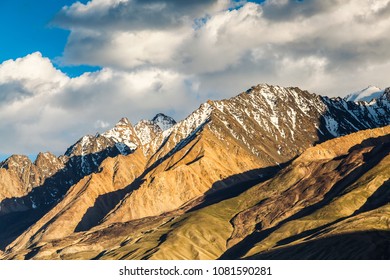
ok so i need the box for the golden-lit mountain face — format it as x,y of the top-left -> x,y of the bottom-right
1,84 -> 389,259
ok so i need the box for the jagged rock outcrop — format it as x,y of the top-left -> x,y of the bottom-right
0,153 -> 64,202
66,117 -> 140,159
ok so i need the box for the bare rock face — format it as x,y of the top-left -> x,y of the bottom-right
0,155 -> 38,201
1,84 -> 390,260
34,152 -> 65,178
0,153 -> 64,202
65,135 -> 116,157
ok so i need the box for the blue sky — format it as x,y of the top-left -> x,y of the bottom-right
0,0 -> 100,77
1,0 -> 390,162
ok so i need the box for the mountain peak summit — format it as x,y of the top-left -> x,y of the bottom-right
345,86 -> 384,102
151,113 -> 176,131
152,113 -> 168,119
116,117 -> 131,126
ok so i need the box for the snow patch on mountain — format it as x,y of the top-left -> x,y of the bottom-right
323,116 -> 340,137
162,103 -> 212,140
134,120 -> 162,146
152,113 -> 176,131
102,117 -> 138,151
345,86 -> 384,102
149,102 -> 212,154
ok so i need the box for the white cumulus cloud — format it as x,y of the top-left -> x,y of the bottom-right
53,0 -> 390,95
0,53 -> 197,156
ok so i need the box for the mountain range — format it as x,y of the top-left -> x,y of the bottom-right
0,84 -> 389,259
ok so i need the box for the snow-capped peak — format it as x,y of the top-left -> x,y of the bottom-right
102,118 -> 138,150
133,114 -> 176,147
152,113 -> 176,131
345,86 -> 384,102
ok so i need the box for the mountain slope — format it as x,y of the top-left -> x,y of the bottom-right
0,84 -> 389,259
2,125 -> 388,260
98,84 -> 390,225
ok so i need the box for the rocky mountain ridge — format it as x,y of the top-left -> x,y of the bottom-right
1,84 -> 389,217
0,84 -> 389,259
